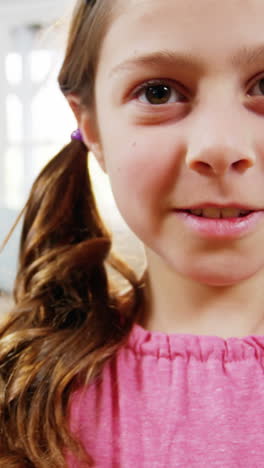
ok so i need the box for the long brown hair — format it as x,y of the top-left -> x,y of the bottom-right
0,1 -> 146,466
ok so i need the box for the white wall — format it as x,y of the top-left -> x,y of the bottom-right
0,0 -> 72,25
0,0 -> 73,293
0,0 -> 145,294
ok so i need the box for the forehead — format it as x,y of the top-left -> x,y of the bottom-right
98,0 -> 264,74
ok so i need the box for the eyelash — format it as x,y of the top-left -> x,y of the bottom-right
248,75 -> 264,96
132,76 -> 264,105
133,79 -> 187,104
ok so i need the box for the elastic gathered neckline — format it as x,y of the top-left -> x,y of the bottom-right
126,322 -> 264,362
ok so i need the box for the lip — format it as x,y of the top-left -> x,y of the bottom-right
174,210 -> 264,240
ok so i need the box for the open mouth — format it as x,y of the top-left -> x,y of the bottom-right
175,207 -> 263,238
181,208 -> 253,219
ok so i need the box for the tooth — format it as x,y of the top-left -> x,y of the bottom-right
221,208 -> 240,218
190,209 -> 203,216
240,210 -> 251,216
202,207 -> 221,218
189,207 -> 250,218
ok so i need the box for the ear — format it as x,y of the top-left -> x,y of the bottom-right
66,94 -> 107,173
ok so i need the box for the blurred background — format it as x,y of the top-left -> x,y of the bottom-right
0,0 -> 145,310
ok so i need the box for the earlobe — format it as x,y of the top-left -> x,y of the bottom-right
81,118 -> 107,173
67,94 -> 82,122
66,93 -> 107,173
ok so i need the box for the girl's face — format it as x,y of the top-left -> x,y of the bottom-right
87,0 -> 264,286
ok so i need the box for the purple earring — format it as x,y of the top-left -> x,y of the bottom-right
71,129 -> 83,142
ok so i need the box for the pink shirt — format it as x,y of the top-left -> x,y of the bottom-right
67,322 -> 264,467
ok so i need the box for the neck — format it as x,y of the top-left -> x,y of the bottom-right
138,261 -> 264,340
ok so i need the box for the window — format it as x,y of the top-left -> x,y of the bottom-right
3,24 -> 75,209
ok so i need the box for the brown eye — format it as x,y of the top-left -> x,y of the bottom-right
145,85 -> 172,104
249,77 -> 264,97
137,82 -> 185,105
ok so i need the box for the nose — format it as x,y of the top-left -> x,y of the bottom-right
185,110 -> 256,176
186,146 -> 255,176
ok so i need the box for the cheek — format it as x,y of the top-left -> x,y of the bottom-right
96,99 -> 187,236
102,129 -> 186,214
103,138 -> 171,229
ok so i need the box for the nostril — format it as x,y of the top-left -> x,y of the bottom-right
186,149 -> 255,176
232,159 -> 253,173
190,161 -> 212,175
189,159 -> 253,176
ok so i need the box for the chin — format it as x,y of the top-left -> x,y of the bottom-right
192,275 -> 245,287
184,266 -> 260,287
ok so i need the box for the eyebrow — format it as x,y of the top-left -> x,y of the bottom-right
110,44 -> 264,77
